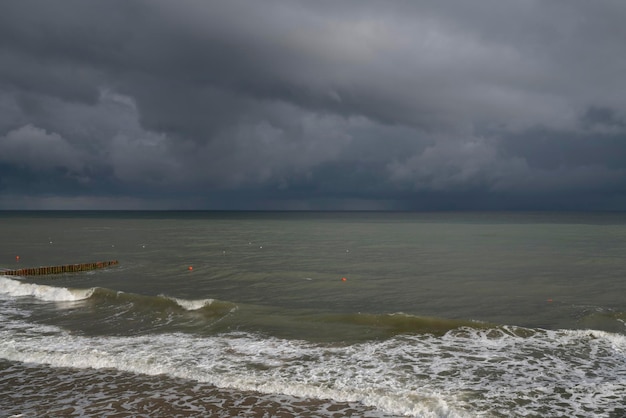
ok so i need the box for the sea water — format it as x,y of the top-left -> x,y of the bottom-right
0,211 -> 625,417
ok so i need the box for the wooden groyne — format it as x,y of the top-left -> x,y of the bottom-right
1,260 -> 119,276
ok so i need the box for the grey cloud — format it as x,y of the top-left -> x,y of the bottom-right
1,0 -> 626,209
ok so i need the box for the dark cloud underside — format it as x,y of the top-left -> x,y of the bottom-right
1,0 -> 626,210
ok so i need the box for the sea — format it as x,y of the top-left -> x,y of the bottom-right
0,211 -> 625,417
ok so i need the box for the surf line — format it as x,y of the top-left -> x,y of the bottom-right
1,260 -> 119,276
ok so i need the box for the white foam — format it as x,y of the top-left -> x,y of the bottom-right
1,314 -> 625,417
0,276 -> 94,302
168,297 -> 214,311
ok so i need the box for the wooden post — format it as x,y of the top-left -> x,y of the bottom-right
1,260 -> 119,276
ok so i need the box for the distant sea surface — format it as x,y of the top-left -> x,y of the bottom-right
1,211 -> 625,417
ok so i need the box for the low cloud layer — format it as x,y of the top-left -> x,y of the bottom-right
1,0 -> 626,210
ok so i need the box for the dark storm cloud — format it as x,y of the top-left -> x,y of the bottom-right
1,0 -> 626,209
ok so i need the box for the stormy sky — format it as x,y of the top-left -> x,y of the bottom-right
1,1 -> 626,210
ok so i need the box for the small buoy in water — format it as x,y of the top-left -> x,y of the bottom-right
547,298 -> 553,303
341,277 -> 347,282
188,266 -> 193,271
15,255 -> 20,261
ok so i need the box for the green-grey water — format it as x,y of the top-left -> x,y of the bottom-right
1,211 -> 625,417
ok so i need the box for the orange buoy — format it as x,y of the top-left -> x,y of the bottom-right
341,277 -> 347,282
15,256 -> 20,261
547,298 -> 553,303
188,266 -> 193,271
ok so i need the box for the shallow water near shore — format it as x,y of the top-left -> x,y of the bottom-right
1,211 -> 626,417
